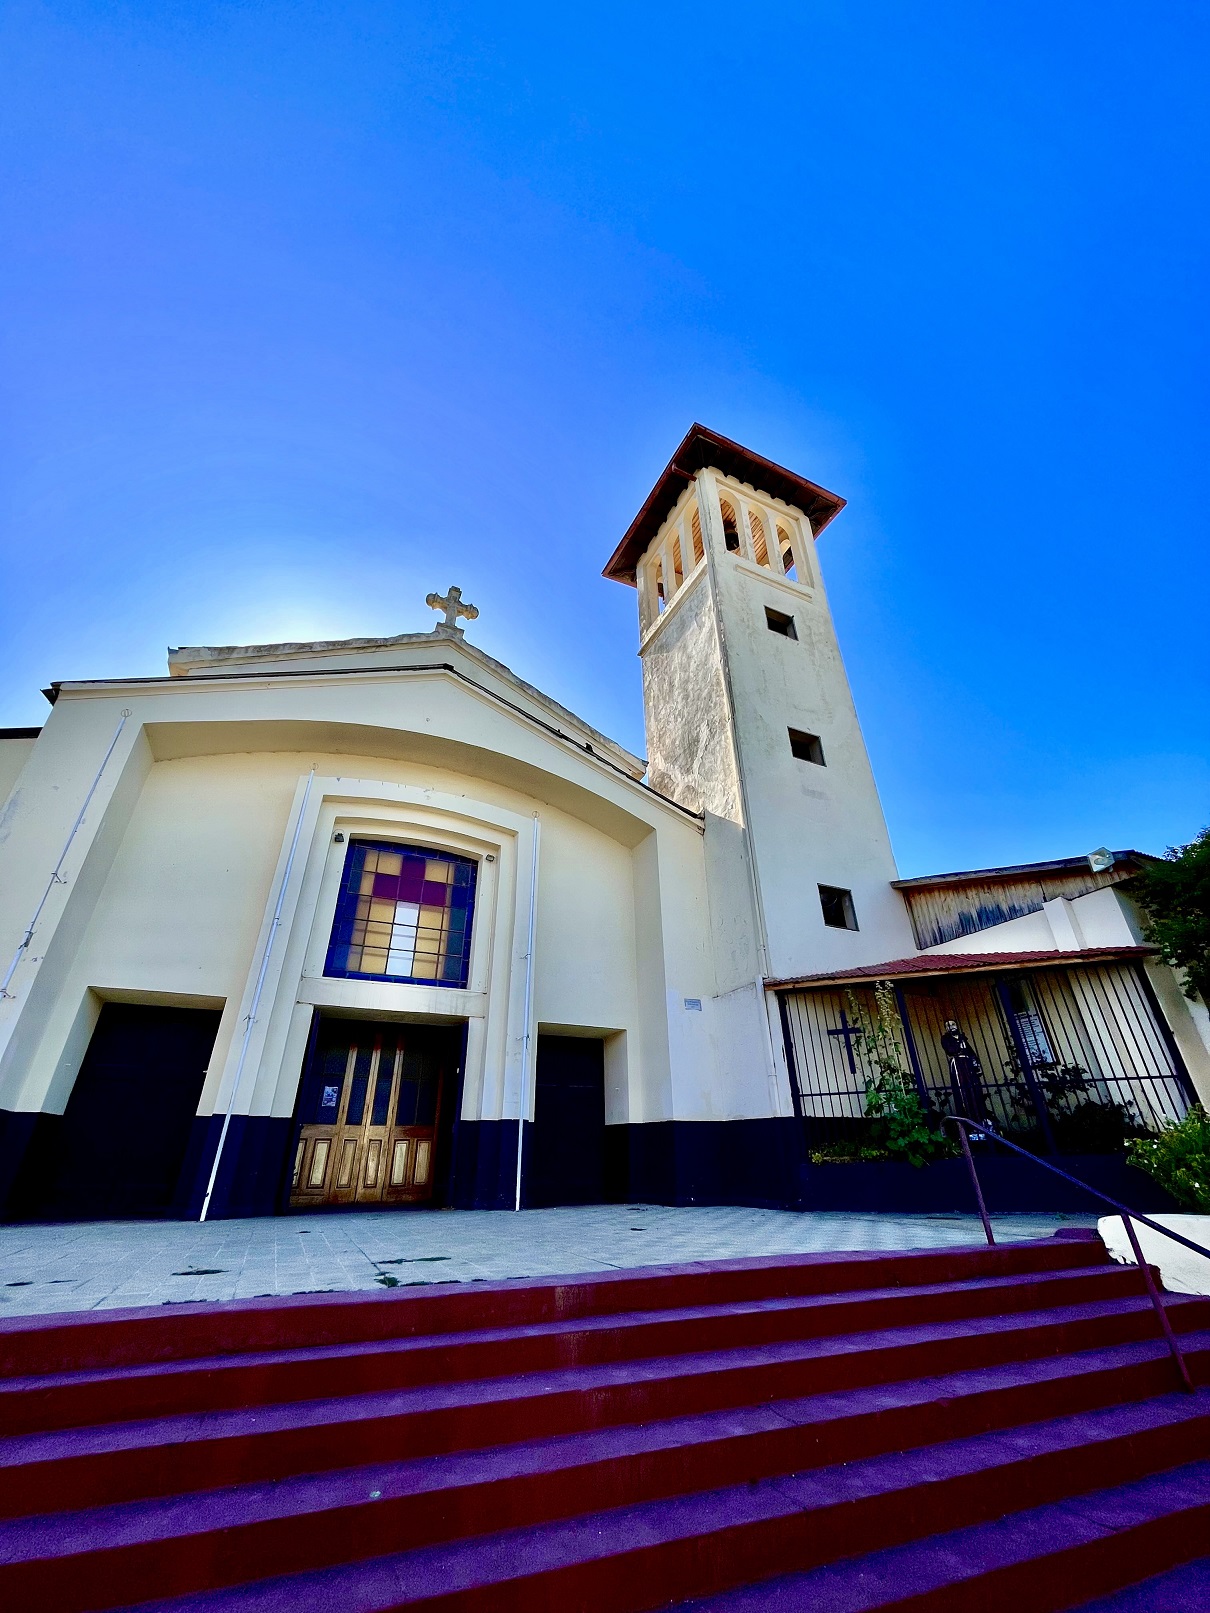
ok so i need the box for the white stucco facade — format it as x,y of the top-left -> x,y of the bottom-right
0,425 -> 1203,1218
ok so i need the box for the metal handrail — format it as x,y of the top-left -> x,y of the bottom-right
943,1114 -> 1209,1395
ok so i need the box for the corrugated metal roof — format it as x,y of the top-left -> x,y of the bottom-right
767,945 -> 1155,992
892,851 -> 1152,890
892,851 -> 1154,950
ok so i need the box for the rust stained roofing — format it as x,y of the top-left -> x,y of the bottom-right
767,946 -> 1156,992
602,423 -> 847,585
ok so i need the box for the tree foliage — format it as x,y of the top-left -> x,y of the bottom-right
1129,827 -> 1210,1002
1127,1106 -> 1210,1212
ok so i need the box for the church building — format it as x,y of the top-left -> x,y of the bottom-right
0,425 -> 1206,1220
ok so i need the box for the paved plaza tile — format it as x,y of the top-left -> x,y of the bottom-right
0,1204 -> 1098,1317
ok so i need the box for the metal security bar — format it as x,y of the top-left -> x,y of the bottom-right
945,1113 -> 1207,1395
779,962 -> 1193,1157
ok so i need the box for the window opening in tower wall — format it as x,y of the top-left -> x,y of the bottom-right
819,885 -> 859,931
766,607 -> 797,639
789,728 -> 825,764
778,524 -> 798,581
720,498 -> 741,551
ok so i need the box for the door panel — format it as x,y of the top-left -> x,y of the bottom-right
528,1035 -> 606,1207
290,1020 -> 453,1209
25,1004 -> 222,1220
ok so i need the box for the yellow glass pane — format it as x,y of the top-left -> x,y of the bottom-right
409,952 -> 439,979
424,859 -> 453,883
377,852 -> 403,875
368,899 -> 396,922
359,948 -> 389,974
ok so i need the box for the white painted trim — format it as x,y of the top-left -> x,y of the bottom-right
515,812 -> 541,1211
200,766 -> 316,1220
0,710 -> 131,1001
203,777 -> 542,1157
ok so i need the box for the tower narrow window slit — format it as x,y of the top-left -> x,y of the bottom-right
689,505 -> 704,564
777,524 -> 797,581
720,498 -> 741,552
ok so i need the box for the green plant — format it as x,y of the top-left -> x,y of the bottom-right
808,1141 -> 889,1164
1127,1105 -> 1210,1211
1128,828 -> 1210,1003
847,984 -> 956,1168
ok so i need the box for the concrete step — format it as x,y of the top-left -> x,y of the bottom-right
59,1402 -> 1210,1613
0,1240 -> 1111,1379
2,1351 -> 1208,1609
3,1296 -> 1205,1520
676,1460 -> 1210,1612
1070,1556 -> 1210,1610
0,1262 -> 1146,1436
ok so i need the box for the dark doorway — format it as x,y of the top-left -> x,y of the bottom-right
288,1018 -> 462,1209
527,1035 -> 606,1206
23,1003 -> 221,1220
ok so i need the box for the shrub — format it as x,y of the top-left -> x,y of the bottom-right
1127,1106 -> 1210,1212
848,983 -> 956,1169
1128,828 -> 1210,1003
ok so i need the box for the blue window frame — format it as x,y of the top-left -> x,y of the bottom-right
324,840 -> 477,988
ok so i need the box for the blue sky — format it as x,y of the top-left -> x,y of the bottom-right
1,2 -> 1207,876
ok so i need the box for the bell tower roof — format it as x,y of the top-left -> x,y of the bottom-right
603,423 -> 846,585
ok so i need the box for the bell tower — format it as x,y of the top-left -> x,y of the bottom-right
603,424 -> 916,985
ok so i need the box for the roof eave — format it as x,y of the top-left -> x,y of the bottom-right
603,423 -> 846,586
891,851 -> 1156,892
767,945 -> 1157,992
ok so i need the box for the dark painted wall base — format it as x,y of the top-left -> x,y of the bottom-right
0,1109 -> 50,1219
449,1118 -> 808,1211
800,1154 -> 1178,1214
448,1118 -> 523,1210
619,1119 -> 807,1210
0,1106 -> 1181,1219
174,1114 -> 295,1220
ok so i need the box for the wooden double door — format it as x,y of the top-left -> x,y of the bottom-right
290,1019 -> 456,1208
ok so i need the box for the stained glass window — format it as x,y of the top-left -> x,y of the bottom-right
325,840 -> 477,988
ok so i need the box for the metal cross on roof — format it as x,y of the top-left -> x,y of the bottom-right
425,585 -> 479,632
